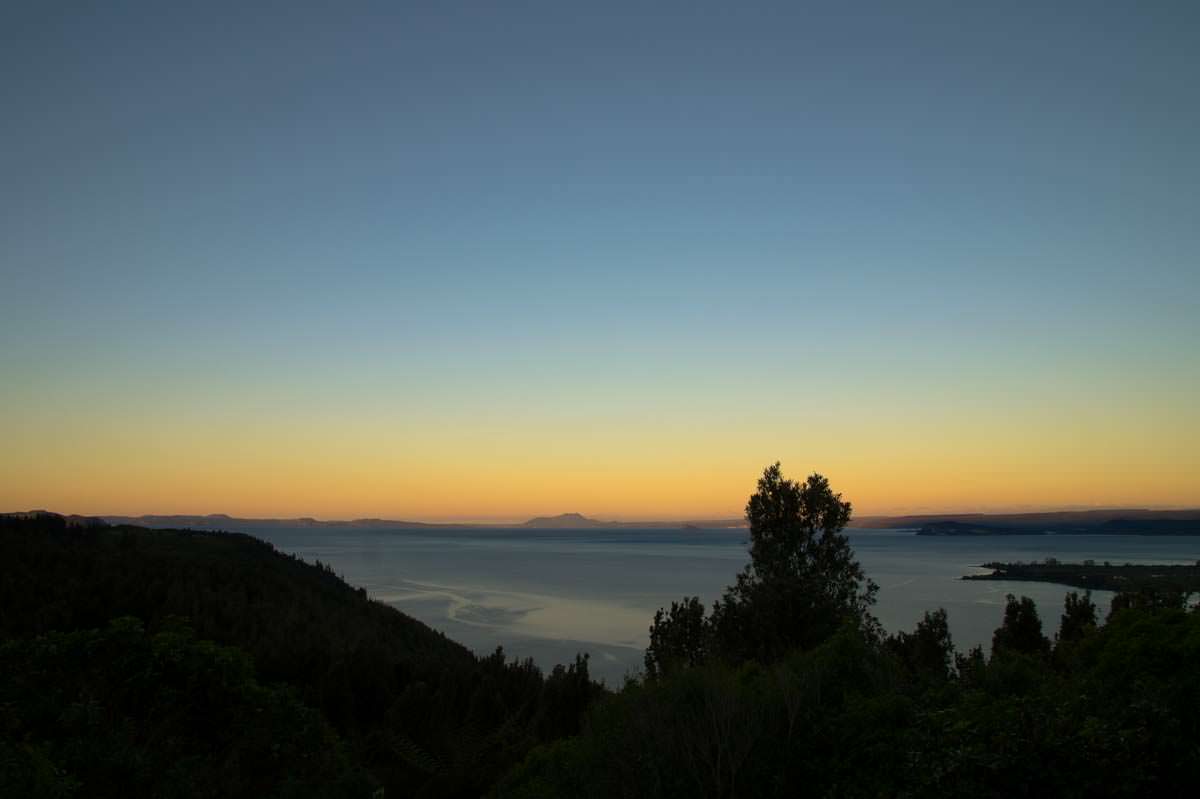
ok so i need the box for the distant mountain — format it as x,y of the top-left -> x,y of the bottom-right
916,521 -> 1036,536
97,514 -> 472,531
522,513 -> 609,529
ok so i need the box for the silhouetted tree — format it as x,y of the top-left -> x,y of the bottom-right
539,654 -> 599,739
709,464 -> 878,663
887,607 -> 954,682
643,465 -> 877,671
1057,590 -> 1097,645
645,596 -> 711,679
992,594 -> 1050,657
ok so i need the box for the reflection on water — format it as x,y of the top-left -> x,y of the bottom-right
249,526 -> 1199,684
380,577 -> 649,648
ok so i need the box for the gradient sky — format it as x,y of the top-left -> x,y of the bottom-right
3,1 -> 1198,520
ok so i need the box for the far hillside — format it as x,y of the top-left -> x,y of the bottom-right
855,508 -> 1200,534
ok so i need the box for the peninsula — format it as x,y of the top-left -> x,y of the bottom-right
964,560 -> 1200,594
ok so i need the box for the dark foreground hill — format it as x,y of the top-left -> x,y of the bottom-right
0,513 -> 599,797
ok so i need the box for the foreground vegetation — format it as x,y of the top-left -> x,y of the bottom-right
498,466 -> 1200,798
0,513 -> 598,797
4,466 -> 1198,797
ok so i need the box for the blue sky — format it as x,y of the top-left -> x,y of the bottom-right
2,2 -> 1197,518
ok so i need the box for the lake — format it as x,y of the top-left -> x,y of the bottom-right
247,526 -> 1199,684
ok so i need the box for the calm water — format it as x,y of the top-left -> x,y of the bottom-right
245,526 -> 1198,684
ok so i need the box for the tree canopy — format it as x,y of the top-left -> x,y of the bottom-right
647,463 -> 879,674
992,593 -> 1051,658
503,466 -> 1200,798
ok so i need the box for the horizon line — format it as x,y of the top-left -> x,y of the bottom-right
13,504 -> 1200,527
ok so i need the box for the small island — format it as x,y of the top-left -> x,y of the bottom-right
964,559 -> 1200,593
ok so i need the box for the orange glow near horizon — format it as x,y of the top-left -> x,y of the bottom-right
4,394 -> 1197,521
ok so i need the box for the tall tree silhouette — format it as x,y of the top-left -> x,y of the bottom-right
646,463 -> 878,670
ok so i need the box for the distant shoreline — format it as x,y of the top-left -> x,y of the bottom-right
964,560 -> 1200,593
7,507 -> 1199,535
916,519 -> 1200,536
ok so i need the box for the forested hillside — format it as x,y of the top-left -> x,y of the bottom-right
0,513 -> 599,797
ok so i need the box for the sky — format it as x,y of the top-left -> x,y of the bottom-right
2,1 -> 1198,521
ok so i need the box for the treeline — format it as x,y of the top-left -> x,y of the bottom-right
0,512 -> 601,797
498,596 -> 1200,797
497,466 -> 1200,798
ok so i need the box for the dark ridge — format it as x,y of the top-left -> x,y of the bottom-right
0,512 -> 601,796
916,517 -> 1200,536
522,512 -> 608,528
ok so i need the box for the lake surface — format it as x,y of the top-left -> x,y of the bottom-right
247,527 -> 1199,684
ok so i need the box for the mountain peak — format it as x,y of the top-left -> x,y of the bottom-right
522,512 -> 606,528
